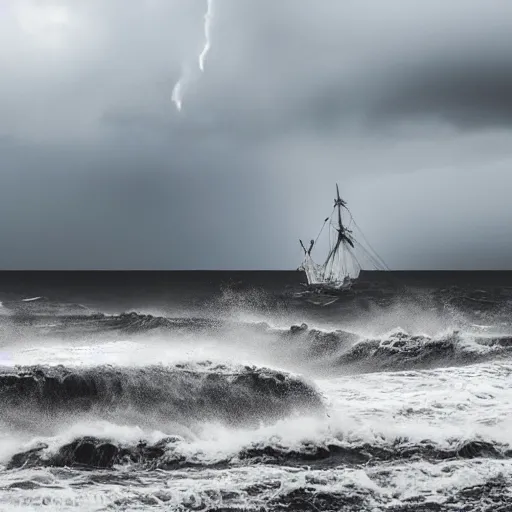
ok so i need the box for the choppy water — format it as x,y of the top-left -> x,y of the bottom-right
0,291 -> 511,511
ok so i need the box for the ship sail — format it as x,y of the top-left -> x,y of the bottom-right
300,185 -> 388,289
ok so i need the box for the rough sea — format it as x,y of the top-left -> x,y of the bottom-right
0,271 -> 511,511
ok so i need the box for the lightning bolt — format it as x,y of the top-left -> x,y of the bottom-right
171,66 -> 190,112
198,0 -> 214,72
172,0 -> 215,112
171,80 -> 183,112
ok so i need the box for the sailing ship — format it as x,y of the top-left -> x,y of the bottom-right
299,185 -> 388,292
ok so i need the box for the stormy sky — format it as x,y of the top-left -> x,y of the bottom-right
1,0 -> 512,269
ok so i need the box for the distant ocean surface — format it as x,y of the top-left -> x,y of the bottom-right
0,271 -> 512,511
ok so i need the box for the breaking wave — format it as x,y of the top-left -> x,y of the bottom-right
287,326 -> 512,373
4,309 -> 512,374
2,303 -> 512,510
0,363 -> 323,432
6,426 -> 511,471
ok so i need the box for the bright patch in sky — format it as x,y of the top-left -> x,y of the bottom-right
15,2 -> 71,47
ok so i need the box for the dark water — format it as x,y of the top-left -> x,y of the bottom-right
1,271 -> 512,511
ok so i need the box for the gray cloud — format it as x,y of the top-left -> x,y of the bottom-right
0,0 -> 511,269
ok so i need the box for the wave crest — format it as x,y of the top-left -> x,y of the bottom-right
7,433 -> 510,471
283,325 -> 512,372
0,363 -> 323,429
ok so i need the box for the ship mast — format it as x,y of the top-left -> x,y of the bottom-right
323,185 -> 354,277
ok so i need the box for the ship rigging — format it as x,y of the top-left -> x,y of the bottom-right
300,185 -> 388,289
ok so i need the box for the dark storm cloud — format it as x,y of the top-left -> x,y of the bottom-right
365,53 -> 512,130
0,140 -> 285,269
1,0 -> 512,269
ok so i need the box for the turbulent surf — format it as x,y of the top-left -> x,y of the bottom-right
1,279 -> 512,511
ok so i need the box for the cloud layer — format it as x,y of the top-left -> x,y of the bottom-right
1,0 -> 511,269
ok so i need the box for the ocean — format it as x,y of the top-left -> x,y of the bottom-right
0,270 -> 511,511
